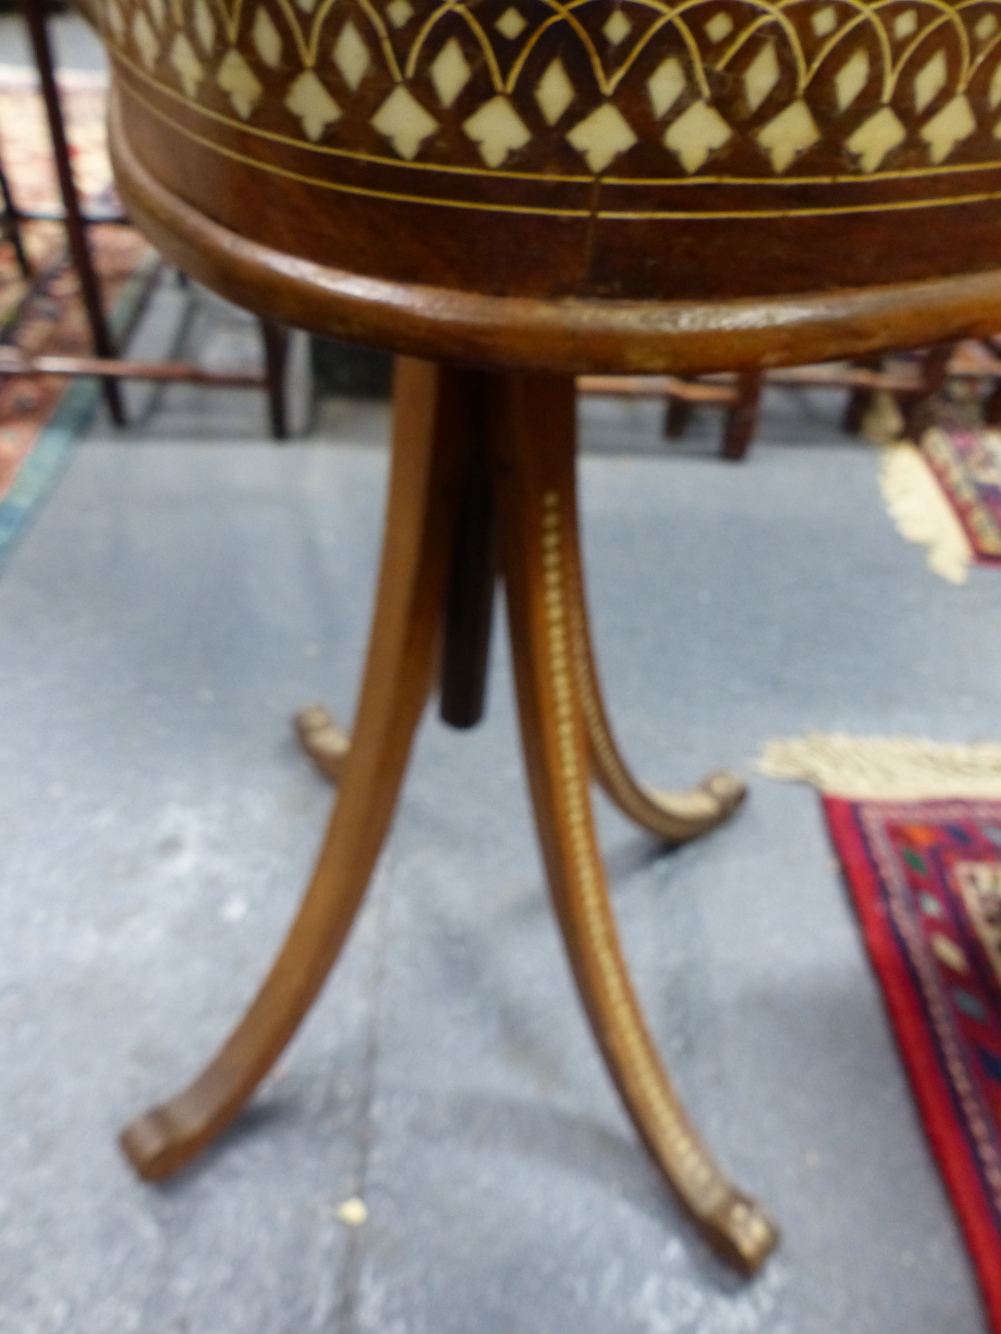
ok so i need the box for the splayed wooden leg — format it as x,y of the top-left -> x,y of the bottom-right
120,357 -> 471,1181
493,371 -> 778,1274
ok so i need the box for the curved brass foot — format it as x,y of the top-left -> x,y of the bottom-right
560,423 -> 746,846
295,704 -> 351,782
120,358 -> 472,1181
493,372 -> 778,1275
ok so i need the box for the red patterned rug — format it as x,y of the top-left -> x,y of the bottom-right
826,796 -> 1001,1330
921,428 -> 1001,567
0,66 -> 153,531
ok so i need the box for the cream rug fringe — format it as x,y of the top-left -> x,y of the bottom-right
758,733 -> 1001,799
878,441 -> 973,584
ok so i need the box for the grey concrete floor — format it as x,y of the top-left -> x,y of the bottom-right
0,350 -> 998,1333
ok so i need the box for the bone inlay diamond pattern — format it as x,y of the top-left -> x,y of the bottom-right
536,58 -> 575,125
430,37 -> 472,108
333,21 -> 371,93
105,0 -> 1001,220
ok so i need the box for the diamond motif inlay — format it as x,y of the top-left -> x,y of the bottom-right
664,99 -> 731,172
495,7 -> 527,39
743,41 -> 779,114
647,56 -> 686,118
170,31 -> 203,96
132,10 -> 159,69
217,48 -> 263,119
333,21 -> 371,92
991,62 -> 1001,108
296,0 -> 317,13
536,58 -> 575,126
193,0 -> 215,54
602,11 -> 632,46
147,0 -> 165,30
252,7 -> 282,69
286,70 -> 340,140
386,0 -> 413,26
811,6 -> 837,37
846,105 -> 906,171
976,13 -> 999,41
463,95 -> 531,166
705,12 -> 734,42
920,92 -> 975,162
893,9 -> 917,39
430,37 -> 472,108
914,49 -> 947,113
834,48 -> 869,111
371,85 -> 438,159
567,102 -> 637,173
756,98 -> 819,171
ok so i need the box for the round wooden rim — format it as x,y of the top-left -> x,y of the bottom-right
110,86 -> 1001,375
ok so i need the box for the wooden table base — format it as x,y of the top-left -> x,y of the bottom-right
119,357 -> 777,1275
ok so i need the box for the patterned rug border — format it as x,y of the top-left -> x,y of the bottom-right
0,249 -> 160,569
825,795 -> 1001,1333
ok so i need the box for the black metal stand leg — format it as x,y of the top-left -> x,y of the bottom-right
0,159 -> 31,277
19,0 -> 125,425
260,319 -> 289,440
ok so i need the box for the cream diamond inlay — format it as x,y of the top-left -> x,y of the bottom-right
252,7 -> 282,69
147,0 -> 165,31
193,0 -> 215,54
893,9 -> 917,39
743,41 -> 779,114
920,92 -> 975,162
286,70 -> 341,140
132,11 -> 159,70
333,21 -> 371,92
834,48 -> 869,111
913,49 -> 947,113
567,102 -> 637,173
217,48 -> 263,119
386,0 -> 413,25
495,7 -> 527,39
603,11 -> 632,46
991,62 -> 1001,108
372,85 -> 438,159
463,95 -> 531,166
976,13 -> 999,41
647,56 -> 685,118
811,5 -> 837,37
296,0 -> 317,13
756,99 -> 818,171
704,12 -> 734,42
536,58 -> 575,125
170,32 -> 203,97
664,99 -> 731,173
430,37 -> 472,108
106,0 -> 125,44
846,105 -> 906,171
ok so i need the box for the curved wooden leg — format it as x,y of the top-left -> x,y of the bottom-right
120,357 -> 471,1180
562,394 -> 745,844
493,371 -> 778,1274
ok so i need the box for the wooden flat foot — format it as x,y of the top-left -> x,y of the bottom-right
295,704 -> 351,782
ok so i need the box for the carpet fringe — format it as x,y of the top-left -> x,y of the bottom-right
757,733 -> 1001,798
878,441 -> 972,584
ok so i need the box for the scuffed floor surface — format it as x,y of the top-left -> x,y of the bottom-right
0,401 -> 998,1333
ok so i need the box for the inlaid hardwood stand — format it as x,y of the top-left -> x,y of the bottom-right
120,357 -> 775,1274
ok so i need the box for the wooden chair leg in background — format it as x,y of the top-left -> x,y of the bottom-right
491,371 -> 778,1274
900,341 -> 954,439
664,393 -> 693,439
720,372 -> 762,461
120,357 -> 471,1181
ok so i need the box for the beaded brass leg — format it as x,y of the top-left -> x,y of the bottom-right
560,413 -> 746,845
120,357 -> 470,1180
493,371 -> 778,1274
